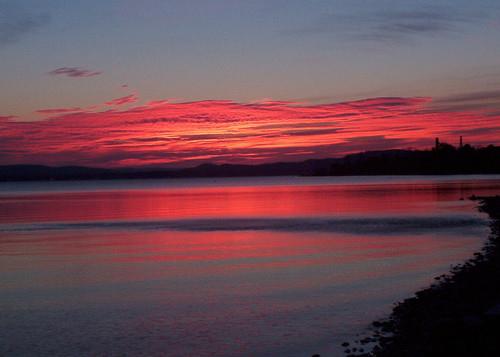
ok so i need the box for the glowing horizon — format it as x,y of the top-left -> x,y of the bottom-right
1,93 -> 499,168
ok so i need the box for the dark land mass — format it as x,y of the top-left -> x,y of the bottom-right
1,143 -> 499,182
340,196 -> 500,357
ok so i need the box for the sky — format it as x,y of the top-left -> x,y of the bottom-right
1,0 -> 500,167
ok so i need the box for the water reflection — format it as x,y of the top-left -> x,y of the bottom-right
1,178 -> 499,224
0,176 -> 499,356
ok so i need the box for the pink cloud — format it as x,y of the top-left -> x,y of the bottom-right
0,96 -> 498,167
36,107 -> 82,115
0,115 -> 16,121
105,94 -> 139,106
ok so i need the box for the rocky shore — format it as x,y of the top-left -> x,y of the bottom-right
342,196 -> 500,357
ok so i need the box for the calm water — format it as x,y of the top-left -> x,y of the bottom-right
1,175 -> 500,356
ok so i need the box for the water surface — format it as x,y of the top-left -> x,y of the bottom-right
1,175 -> 499,356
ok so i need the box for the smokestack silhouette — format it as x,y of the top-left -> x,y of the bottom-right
435,137 -> 440,150
460,136 -> 463,148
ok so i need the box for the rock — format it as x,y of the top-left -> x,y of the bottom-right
486,303 -> 500,317
463,315 -> 482,328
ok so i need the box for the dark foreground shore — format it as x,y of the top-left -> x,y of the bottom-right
341,196 -> 500,357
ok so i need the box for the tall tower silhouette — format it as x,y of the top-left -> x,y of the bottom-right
459,136 -> 463,148
435,137 -> 440,150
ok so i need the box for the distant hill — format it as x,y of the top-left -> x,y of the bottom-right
0,165 -> 113,182
1,144 -> 499,182
0,158 -> 340,181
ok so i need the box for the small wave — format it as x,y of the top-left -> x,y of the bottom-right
0,215 -> 487,236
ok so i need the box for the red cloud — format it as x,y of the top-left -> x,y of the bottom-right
36,107 -> 82,115
106,94 -> 139,106
0,115 -> 16,121
0,96 -> 498,167
48,67 -> 102,78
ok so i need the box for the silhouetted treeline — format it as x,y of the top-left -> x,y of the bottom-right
326,144 -> 500,176
0,143 -> 499,182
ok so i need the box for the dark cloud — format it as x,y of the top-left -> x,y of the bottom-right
0,3 -> 49,46
428,89 -> 500,113
253,121 -> 337,130
434,90 -> 500,104
330,136 -> 414,154
106,94 -> 138,106
284,128 -> 342,137
48,67 -> 102,78
294,113 -> 359,120
345,97 -> 424,108
449,127 -> 500,136
359,9 -> 467,43
36,107 -> 82,115
129,117 -> 180,125
181,133 -> 253,141
288,5 -> 481,44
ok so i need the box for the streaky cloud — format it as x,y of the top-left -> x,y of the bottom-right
0,2 -> 50,47
48,67 -> 102,78
36,107 -> 82,115
427,89 -> 500,113
287,4 -> 484,45
434,89 -> 500,104
0,96 -> 498,167
106,94 -> 139,106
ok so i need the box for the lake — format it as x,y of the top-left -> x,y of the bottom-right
1,175 -> 500,356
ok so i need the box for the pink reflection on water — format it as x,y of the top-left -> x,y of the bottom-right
1,180 -> 498,224
0,226 -> 487,357
0,228 -> 486,300
0,177 -> 499,356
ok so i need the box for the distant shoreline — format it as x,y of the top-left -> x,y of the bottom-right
1,145 -> 500,182
343,196 -> 500,357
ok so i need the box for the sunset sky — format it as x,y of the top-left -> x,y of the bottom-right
1,0 -> 500,167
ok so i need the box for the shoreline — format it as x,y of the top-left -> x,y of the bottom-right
342,195 -> 500,356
